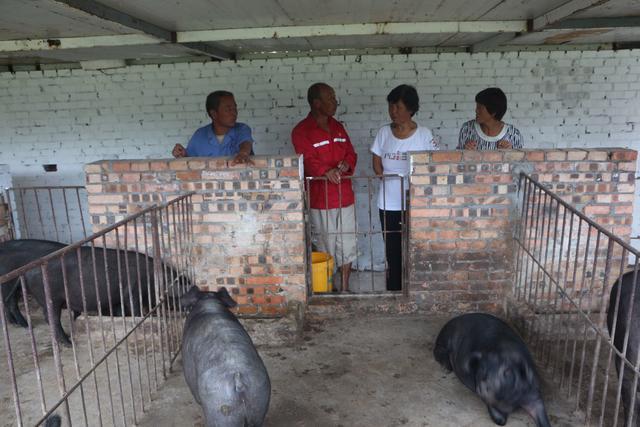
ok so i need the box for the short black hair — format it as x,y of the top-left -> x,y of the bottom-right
475,88 -> 507,121
307,82 -> 330,106
386,84 -> 419,116
205,90 -> 234,113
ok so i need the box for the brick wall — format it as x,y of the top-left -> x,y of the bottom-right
409,148 -> 637,313
85,155 -> 306,317
1,50 -> 639,252
86,149 -> 636,316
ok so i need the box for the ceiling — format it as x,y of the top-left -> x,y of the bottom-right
1,0 -> 640,70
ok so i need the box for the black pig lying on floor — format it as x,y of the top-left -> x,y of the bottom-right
434,313 -> 551,427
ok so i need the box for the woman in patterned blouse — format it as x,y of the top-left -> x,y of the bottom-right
457,87 -> 523,150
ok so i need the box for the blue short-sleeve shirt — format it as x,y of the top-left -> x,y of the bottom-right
185,122 -> 253,157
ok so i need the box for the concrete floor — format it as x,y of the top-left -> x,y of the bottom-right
137,315 -> 580,427
0,308 -> 178,427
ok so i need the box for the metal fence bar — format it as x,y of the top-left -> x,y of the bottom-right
132,215 -> 153,409
0,285 -> 23,426
367,176 -> 375,292
59,253 -> 90,426
513,173 -> 640,426
6,186 -> 89,242
19,188 -> 30,238
4,189 -> 16,240
304,175 -> 403,295
47,188 -> 60,242
1,192 -> 194,426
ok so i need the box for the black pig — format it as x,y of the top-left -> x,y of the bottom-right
0,239 -> 67,327
434,313 -> 551,427
181,286 -> 271,427
607,270 -> 640,426
22,245 -> 176,346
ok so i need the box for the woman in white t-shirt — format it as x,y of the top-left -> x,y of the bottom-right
371,84 -> 439,291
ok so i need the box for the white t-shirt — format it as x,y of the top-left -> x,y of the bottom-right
370,124 -> 438,211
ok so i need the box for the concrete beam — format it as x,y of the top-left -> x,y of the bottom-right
548,16 -> 640,30
470,32 -> 520,53
177,21 -> 528,43
52,0 -> 175,42
0,34 -> 159,52
181,42 -> 235,61
487,1 -> 613,49
532,0 -> 612,31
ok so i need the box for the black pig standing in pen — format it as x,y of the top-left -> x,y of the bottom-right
181,286 -> 271,427
0,239 -> 67,327
15,245 -> 185,346
607,269 -> 640,427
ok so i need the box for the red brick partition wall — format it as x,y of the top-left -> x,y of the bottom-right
85,156 -> 305,318
85,149 -> 636,318
409,149 -> 637,313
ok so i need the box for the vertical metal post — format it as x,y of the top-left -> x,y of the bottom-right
47,188 -> 60,242
62,189 -> 73,243
76,187 -> 88,238
0,278 -> 23,426
150,209 -> 167,379
40,263 -> 72,424
19,188 -> 29,238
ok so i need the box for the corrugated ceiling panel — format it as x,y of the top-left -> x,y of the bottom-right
0,0 -> 139,40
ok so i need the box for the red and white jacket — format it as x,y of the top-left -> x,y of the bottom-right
291,114 -> 357,209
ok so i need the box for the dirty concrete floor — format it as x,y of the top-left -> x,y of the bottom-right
138,315 -> 580,427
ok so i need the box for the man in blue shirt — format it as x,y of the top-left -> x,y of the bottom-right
172,91 -> 254,165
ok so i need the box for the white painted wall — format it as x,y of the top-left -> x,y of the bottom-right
0,165 -> 11,190
0,49 -> 638,255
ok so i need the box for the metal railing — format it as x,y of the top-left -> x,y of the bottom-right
304,174 -> 408,295
0,192 -> 194,426
4,186 -> 89,243
512,172 -> 639,426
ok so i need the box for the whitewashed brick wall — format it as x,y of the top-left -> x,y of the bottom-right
0,165 -> 11,190
0,49 -> 638,250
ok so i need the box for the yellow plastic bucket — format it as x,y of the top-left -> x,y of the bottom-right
311,252 -> 334,293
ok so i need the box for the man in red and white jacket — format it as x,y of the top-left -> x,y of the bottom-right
292,83 -> 358,293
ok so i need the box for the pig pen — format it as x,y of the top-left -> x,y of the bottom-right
1,311 -> 581,427
0,193 -> 194,426
135,171 -> 634,427
2,149 -> 637,426
134,314 -> 581,427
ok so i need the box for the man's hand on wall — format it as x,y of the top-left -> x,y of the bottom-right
231,151 -> 254,166
172,144 -> 187,158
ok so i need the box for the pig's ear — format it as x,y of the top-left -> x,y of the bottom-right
465,351 -> 483,375
216,287 -> 238,308
180,286 -> 201,310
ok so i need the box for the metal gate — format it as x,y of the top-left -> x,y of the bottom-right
3,186 -> 89,243
0,193 -> 194,426
511,172 -> 638,426
304,174 -> 408,295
